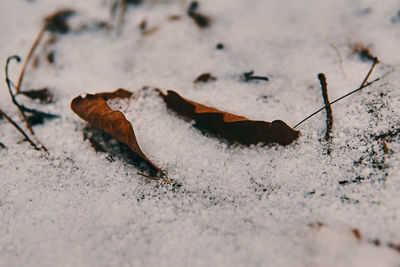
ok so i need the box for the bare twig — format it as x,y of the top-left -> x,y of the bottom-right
15,27 -> 46,94
5,56 -> 49,153
0,109 -> 40,150
243,71 -> 269,82
6,56 -> 34,134
294,57 -> 380,129
359,57 -> 378,88
318,73 -> 333,142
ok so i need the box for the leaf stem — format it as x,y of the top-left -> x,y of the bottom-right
15,27 -> 46,94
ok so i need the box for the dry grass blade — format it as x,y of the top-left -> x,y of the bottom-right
15,9 -> 75,94
15,28 -> 45,94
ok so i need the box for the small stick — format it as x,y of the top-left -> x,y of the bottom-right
359,57 -> 378,88
243,71 -> 269,82
0,109 -> 40,150
15,27 -> 46,94
294,58 -> 379,129
318,73 -> 333,141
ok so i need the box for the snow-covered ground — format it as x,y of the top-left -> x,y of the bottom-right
1,0 -> 400,266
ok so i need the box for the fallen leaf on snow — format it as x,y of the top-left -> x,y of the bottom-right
157,89 -> 299,146
71,88 -> 163,174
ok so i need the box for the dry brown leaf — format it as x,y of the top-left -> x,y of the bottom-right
71,88 -> 162,174
22,88 -> 53,103
194,73 -> 216,83
187,1 -> 211,28
45,9 -> 76,34
157,90 -> 299,146
96,88 -> 133,100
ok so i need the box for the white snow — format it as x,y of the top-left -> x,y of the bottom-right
1,0 -> 400,266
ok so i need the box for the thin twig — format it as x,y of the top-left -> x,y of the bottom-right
0,109 -> 40,150
329,43 -> 346,78
6,56 -> 34,135
15,27 -> 46,94
243,71 -> 269,82
294,58 -> 380,129
360,57 -> 378,88
318,73 -> 333,141
5,56 -> 49,153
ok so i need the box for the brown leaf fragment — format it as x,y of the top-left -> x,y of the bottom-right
381,138 -> 389,154
350,43 -> 378,63
96,88 -> 133,100
71,89 -> 162,174
139,19 -> 147,31
194,73 -> 216,83
168,15 -> 181,21
351,228 -> 362,241
44,9 -> 76,34
22,88 -> 53,103
187,1 -> 211,28
142,26 -> 159,36
307,221 -> 324,229
388,242 -> 400,253
157,90 -> 299,146
46,51 -> 55,64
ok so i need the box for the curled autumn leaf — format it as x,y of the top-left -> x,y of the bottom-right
71,88 -> 163,174
157,89 -> 299,146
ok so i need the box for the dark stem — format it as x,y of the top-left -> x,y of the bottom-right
5,56 -> 49,153
243,71 -> 269,82
0,109 -> 40,150
294,58 -> 379,129
318,73 -> 333,141
15,27 -> 46,94
6,56 -> 35,135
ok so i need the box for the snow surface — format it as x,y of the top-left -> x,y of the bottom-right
1,0 -> 400,266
